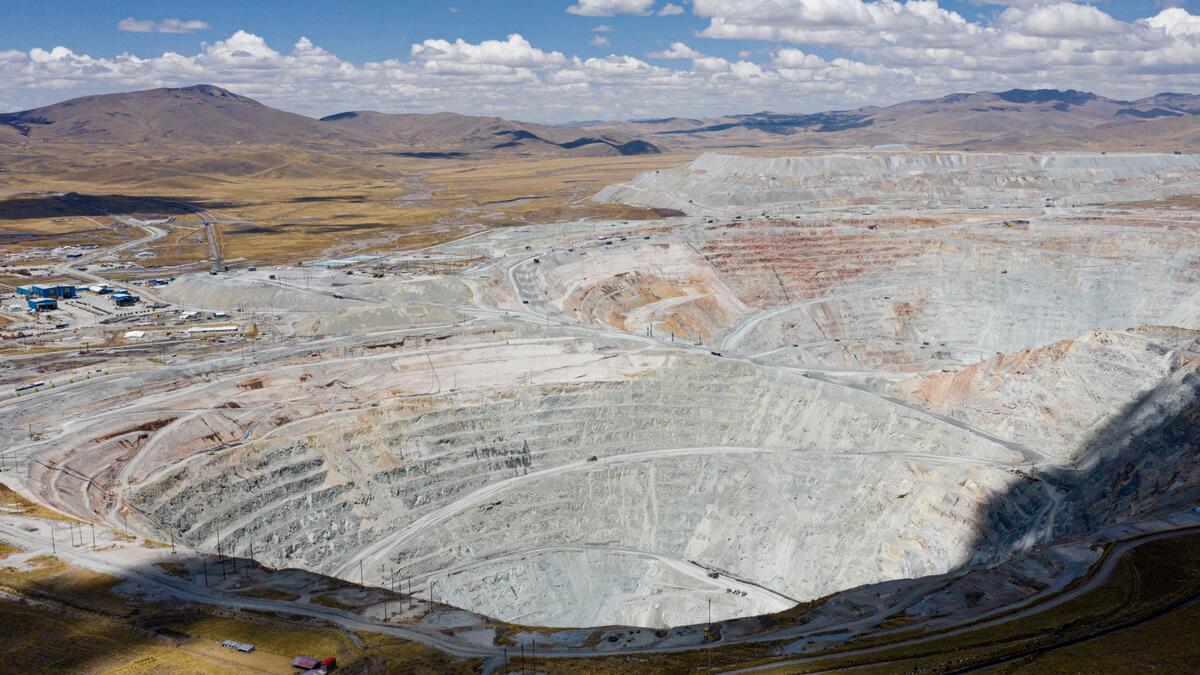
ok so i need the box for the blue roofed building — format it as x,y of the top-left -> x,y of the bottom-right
17,284 -> 77,299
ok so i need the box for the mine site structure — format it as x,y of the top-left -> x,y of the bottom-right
4,136 -> 1200,670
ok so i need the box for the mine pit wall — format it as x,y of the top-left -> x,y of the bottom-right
393,452 -> 1031,628
125,352 -> 1045,628
538,244 -> 749,342
965,366 -> 1200,574
889,329 -> 1197,461
1048,366 -> 1200,538
712,224 -> 1200,369
596,152 -> 1200,214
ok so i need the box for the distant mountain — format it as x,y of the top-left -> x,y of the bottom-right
2,85 -> 1198,168
0,85 -> 662,159
319,110 -> 661,157
0,84 -> 358,148
614,88 -> 1200,151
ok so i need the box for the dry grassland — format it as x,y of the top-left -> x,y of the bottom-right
1,150 -> 690,268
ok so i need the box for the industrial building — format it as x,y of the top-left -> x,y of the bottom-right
112,292 -> 140,307
17,284 -> 77,300
26,298 -> 57,312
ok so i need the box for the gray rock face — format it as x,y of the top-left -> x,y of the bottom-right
596,152 -> 1200,213
12,150 -> 1200,632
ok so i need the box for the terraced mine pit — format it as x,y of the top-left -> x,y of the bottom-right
6,151 -> 1200,636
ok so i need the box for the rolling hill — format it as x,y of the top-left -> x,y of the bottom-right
2,84 -> 1199,189
611,89 -> 1200,151
319,110 -> 661,157
0,84 -> 359,148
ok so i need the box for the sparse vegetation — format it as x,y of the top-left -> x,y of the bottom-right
0,482 -> 82,523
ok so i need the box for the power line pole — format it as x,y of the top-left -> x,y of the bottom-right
708,597 -> 713,671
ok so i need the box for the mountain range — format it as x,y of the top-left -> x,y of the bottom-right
2,85 -> 1199,179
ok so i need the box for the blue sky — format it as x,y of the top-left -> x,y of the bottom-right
1,0 -> 1177,60
1,0 -> 1198,120
0,1 -> 744,63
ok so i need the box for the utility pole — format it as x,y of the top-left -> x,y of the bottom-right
90,523 -> 96,548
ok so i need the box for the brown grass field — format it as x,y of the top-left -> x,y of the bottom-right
0,150 -> 690,269
0,523 -> 1197,673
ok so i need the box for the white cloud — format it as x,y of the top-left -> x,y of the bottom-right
730,60 -> 767,78
411,33 -> 566,69
1146,7 -> 1200,37
203,30 -> 282,64
648,41 -> 704,58
592,35 -> 610,46
118,17 -> 209,34
1004,3 -> 1124,38
567,0 -> 656,16
657,3 -> 686,15
693,56 -> 731,71
774,48 -> 827,69
592,24 -> 615,32
6,11 -> 1200,124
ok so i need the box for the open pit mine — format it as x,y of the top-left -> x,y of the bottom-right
5,150 -> 1200,662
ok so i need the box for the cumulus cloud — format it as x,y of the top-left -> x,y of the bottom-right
592,35 -> 610,46
657,3 -> 686,15
566,0 -> 655,16
693,56 -> 731,71
1003,3 -> 1124,38
118,17 -> 209,33
6,7 -> 1200,123
411,33 -> 566,70
1147,7 -> 1200,37
774,48 -> 827,69
592,24 -> 615,32
647,41 -> 704,58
